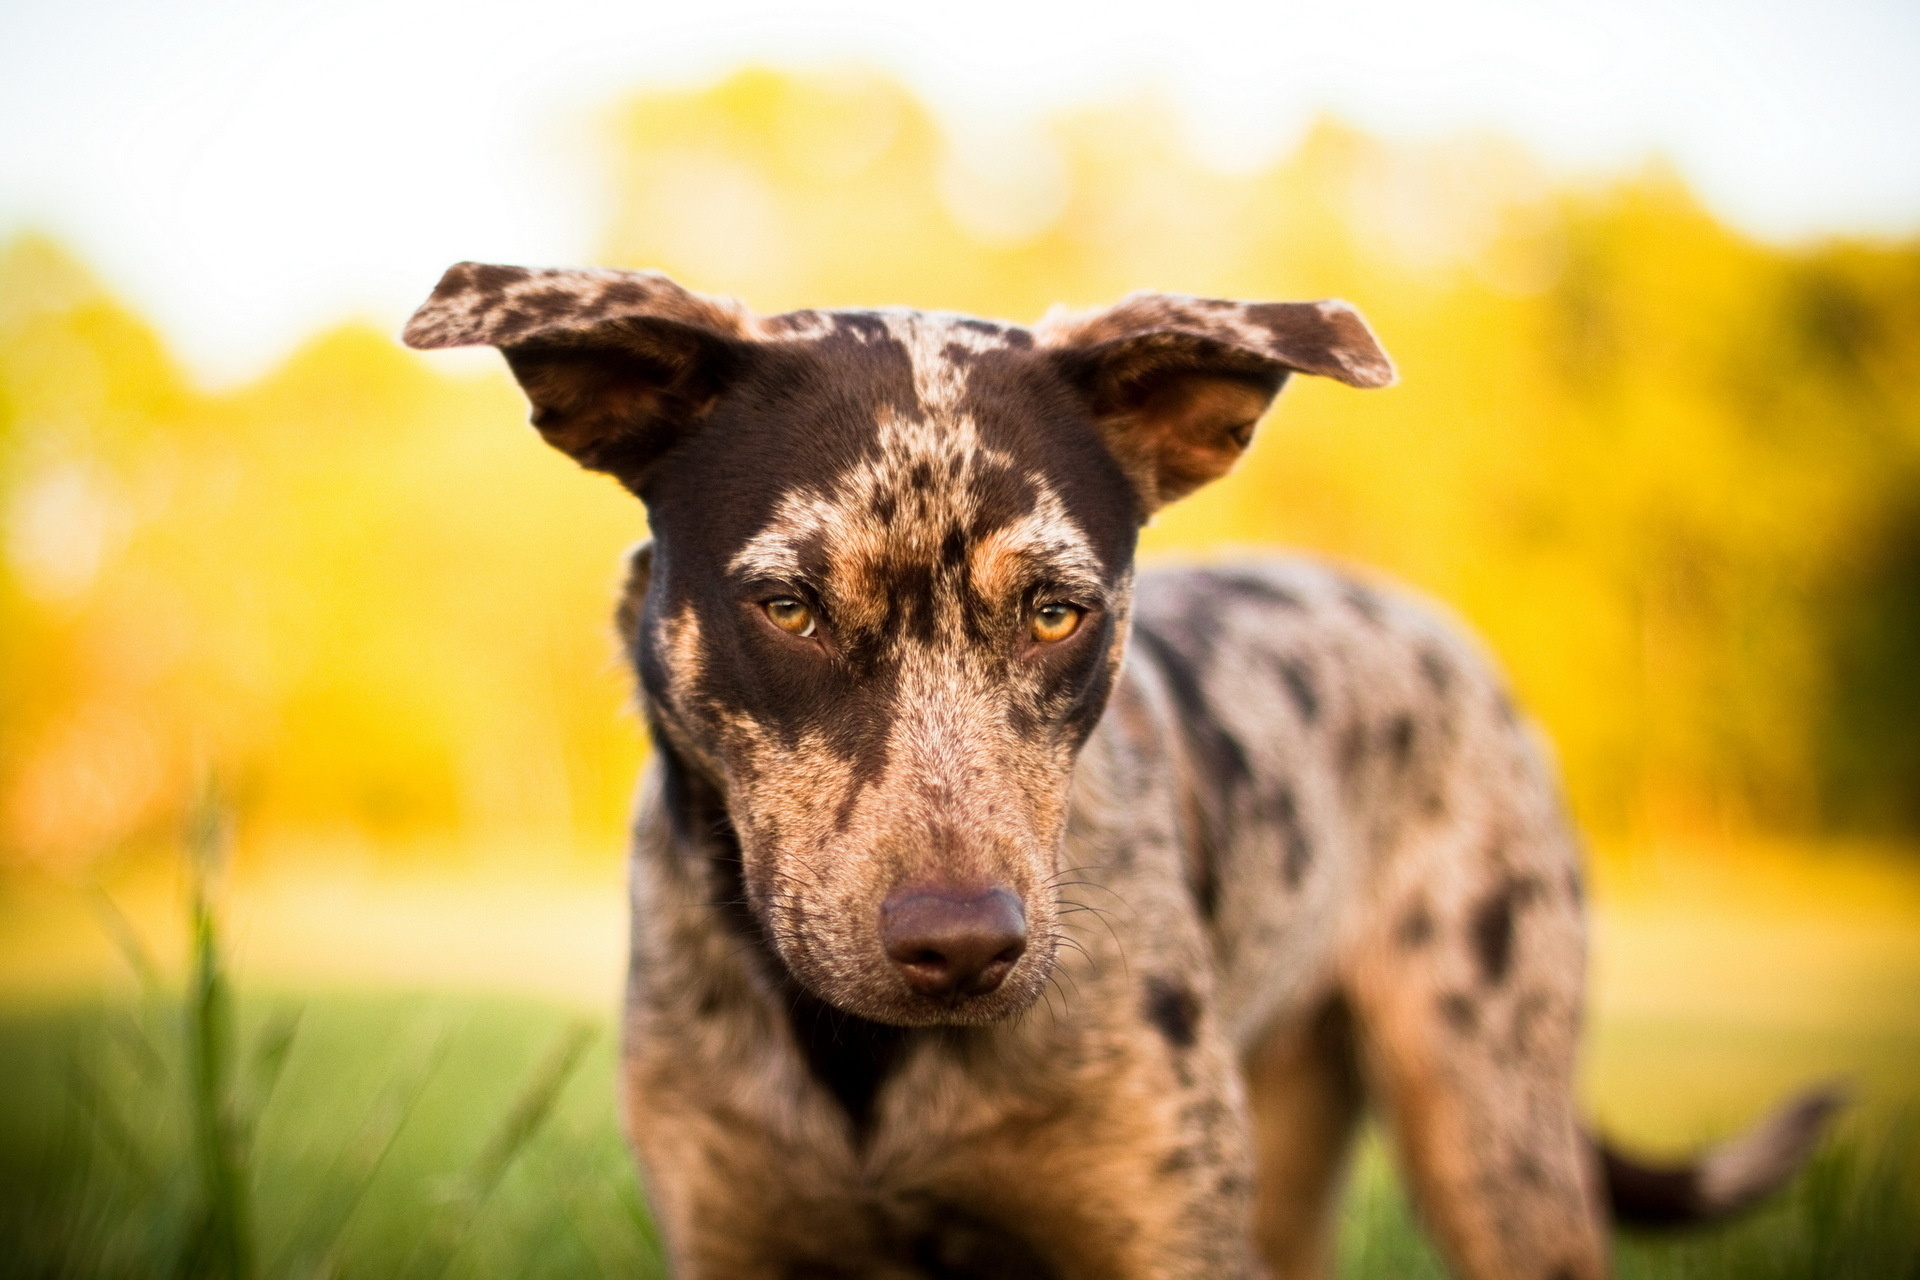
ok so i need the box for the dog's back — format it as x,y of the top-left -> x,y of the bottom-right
1130,560 -> 1570,1039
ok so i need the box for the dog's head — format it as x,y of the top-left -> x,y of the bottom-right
404,263 -> 1391,1026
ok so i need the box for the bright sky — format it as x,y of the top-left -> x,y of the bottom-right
3,0 -> 1917,384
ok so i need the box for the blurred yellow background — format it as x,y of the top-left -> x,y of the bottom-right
6,68 -> 1917,869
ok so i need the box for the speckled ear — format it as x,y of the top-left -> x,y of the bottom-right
401,262 -> 755,491
1037,293 -> 1394,512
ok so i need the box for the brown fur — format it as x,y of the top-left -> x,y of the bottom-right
404,263 -> 1838,1279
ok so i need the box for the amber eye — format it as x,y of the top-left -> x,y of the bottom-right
1030,602 -> 1083,643
764,597 -> 817,637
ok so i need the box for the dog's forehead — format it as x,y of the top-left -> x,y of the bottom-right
725,308 -> 1106,591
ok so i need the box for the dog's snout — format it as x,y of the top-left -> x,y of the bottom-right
881,886 -> 1028,1000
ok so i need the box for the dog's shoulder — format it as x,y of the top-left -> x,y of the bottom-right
1126,557 -> 1528,848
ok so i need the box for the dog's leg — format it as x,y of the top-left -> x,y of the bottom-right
1245,999 -> 1364,1280
1347,855 -> 1609,1280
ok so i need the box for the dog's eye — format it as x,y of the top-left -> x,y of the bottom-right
764,597 -> 817,637
1030,603 -> 1083,643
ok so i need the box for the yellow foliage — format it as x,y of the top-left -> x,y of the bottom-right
3,70 -> 1918,871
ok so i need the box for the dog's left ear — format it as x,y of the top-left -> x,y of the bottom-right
402,262 -> 754,493
1037,293 -> 1394,513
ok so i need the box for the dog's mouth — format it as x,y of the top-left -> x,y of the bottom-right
867,940 -> 1055,1027
884,948 -> 1056,1027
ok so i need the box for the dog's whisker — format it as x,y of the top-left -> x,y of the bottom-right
1044,969 -> 1072,1018
1046,863 -> 1116,880
1055,897 -> 1130,974
1049,956 -> 1086,997
1052,934 -> 1100,979
1045,879 -> 1129,903
1036,983 -> 1061,1029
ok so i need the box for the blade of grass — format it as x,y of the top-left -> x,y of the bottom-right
465,1020 -> 597,1203
248,1004 -> 303,1118
63,1054 -> 157,1189
402,1020 -> 597,1280
273,1023 -> 457,1279
87,882 -> 163,994
108,1006 -> 169,1086
176,781 -> 255,1280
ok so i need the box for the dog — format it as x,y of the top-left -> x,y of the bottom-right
403,263 -> 1839,1280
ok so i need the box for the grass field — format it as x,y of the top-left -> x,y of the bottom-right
2,842 -> 1917,1278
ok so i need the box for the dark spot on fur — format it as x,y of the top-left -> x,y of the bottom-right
1387,714 -> 1416,767
1278,658 -> 1320,724
1215,1171 -> 1253,1197
1132,623 -> 1252,919
466,262 -> 525,294
1283,835 -> 1314,887
1470,876 -> 1540,986
905,1204 -> 1059,1280
1143,976 -> 1201,1050
1439,992 -> 1478,1035
1212,572 -> 1306,610
515,286 -> 579,320
1566,866 -> 1585,905
1343,583 -> 1387,625
1419,645 -> 1453,695
598,279 -> 654,307
832,785 -> 862,833
1272,785 -> 1314,887
829,311 -> 892,343
1397,902 -> 1435,948
1471,886 -> 1517,986
1494,687 -> 1519,725
1158,1146 -> 1200,1176
1423,790 -> 1447,817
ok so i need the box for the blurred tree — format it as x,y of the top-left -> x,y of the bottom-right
2,69 -> 1916,871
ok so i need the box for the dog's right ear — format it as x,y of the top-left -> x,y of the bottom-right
402,262 -> 753,492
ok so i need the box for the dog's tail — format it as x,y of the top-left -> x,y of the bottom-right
1593,1085 -> 1846,1228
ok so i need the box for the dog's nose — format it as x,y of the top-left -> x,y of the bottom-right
881,886 -> 1028,999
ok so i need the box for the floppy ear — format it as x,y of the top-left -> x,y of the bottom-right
401,262 -> 754,491
1037,292 -> 1394,513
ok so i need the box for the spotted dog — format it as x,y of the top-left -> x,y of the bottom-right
403,263 -> 1838,1280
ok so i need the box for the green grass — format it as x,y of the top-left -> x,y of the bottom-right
5,823 -> 1916,1279
3,993 -> 1917,1279
1337,1124 -> 1920,1280
0,994 -> 660,1280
